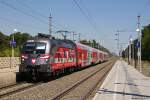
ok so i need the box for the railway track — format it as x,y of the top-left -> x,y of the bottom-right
0,83 -> 19,91
81,62 -> 115,100
50,61 -> 114,100
0,82 -> 42,99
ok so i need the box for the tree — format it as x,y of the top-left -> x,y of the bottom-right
21,33 -> 32,44
0,31 -> 32,57
0,32 -> 5,49
141,24 -> 150,60
0,32 -> 9,50
80,39 -> 110,54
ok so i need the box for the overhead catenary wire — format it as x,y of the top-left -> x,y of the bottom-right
15,0 -> 47,19
15,0 -> 72,31
0,19 -> 45,34
0,0 -> 90,41
0,0 -> 47,24
72,0 -> 104,43
72,0 -> 98,33
0,0 -> 72,34
0,16 -> 45,30
79,0 -> 97,30
0,0 -> 86,37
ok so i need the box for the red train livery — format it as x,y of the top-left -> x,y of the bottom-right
19,33 -> 108,81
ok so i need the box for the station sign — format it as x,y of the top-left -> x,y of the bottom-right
136,41 -> 140,48
10,40 -> 16,46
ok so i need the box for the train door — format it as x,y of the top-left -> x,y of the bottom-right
81,50 -> 84,66
88,51 -> 92,65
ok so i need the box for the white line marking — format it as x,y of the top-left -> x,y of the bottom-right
113,61 -> 119,100
93,61 -> 120,100
93,61 -> 118,100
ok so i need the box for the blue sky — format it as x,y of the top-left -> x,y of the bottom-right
0,0 -> 150,53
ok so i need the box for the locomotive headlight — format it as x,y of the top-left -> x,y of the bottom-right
22,59 -> 25,61
21,54 -> 28,59
32,58 -> 36,64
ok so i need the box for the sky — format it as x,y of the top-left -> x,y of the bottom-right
0,0 -> 150,54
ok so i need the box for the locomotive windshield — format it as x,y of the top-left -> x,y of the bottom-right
22,42 -> 46,54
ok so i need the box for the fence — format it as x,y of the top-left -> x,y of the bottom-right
0,57 -> 20,69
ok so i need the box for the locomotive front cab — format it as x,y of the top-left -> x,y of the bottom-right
19,40 -> 52,80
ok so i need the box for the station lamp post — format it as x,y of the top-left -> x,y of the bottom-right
11,29 -> 17,68
115,31 -> 120,56
129,36 -> 133,65
136,28 -> 142,72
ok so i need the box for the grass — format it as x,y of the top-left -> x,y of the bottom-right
0,46 -> 20,57
123,58 -> 150,77
141,60 -> 150,77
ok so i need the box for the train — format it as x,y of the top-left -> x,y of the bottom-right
19,33 -> 109,81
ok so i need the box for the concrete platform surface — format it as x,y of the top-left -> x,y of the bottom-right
0,66 -> 19,88
93,60 -> 150,100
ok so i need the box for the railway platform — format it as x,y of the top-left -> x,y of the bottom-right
0,66 -> 19,88
93,60 -> 150,100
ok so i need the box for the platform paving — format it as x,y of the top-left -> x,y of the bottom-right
93,60 -> 150,100
0,66 -> 19,88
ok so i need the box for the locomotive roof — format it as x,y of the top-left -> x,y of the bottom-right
26,35 -> 108,55
76,43 -> 93,51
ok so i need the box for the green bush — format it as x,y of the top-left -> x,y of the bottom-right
0,31 -> 32,57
